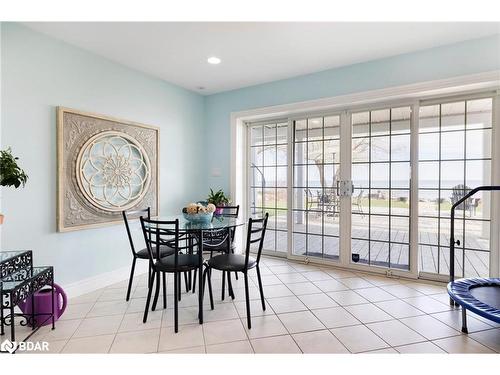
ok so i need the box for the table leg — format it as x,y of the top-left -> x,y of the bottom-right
188,235 -> 193,291
1,289 -> 4,336
198,229 -> 203,324
51,274 -> 56,330
227,228 -> 234,295
10,302 -> 15,342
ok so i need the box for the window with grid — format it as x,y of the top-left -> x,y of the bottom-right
248,121 -> 288,253
292,115 -> 341,259
418,98 -> 492,277
351,107 -> 411,269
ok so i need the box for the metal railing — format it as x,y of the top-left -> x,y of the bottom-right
449,185 -> 500,283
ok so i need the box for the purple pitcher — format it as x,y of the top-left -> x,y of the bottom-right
18,283 -> 67,327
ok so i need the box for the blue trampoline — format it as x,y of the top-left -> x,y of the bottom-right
447,278 -> 500,332
446,186 -> 500,333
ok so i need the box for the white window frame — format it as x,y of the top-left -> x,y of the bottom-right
245,118 -> 290,258
230,71 -> 500,280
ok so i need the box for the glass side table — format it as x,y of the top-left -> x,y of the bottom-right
0,250 -> 33,278
0,251 -> 55,354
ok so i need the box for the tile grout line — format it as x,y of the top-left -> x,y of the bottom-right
58,286 -> 106,353
60,256 -> 499,354
271,257 -> 451,353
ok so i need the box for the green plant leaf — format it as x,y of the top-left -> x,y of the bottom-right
0,147 -> 28,189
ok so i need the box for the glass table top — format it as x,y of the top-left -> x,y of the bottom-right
0,250 -> 30,263
0,266 -> 52,291
154,215 -> 245,231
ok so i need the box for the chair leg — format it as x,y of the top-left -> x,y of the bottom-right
202,268 -> 206,299
207,268 -> 214,310
152,271 -> 161,311
148,261 -> 153,288
143,271 -> 155,323
174,272 -> 178,333
231,247 -> 239,280
184,272 -> 189,292
227,271 -> 235,300
177,272 -> 182,301
192,270 -> 197,294
162,272 -> 167,309
221,271 -> 226,301
256,265 -> 266,311
244,272 -> 251,329
126,257 -> 136,301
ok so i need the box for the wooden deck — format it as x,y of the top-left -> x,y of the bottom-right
264,220 -> 490,277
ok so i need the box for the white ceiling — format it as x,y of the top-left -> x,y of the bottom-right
24,22 -> 500,95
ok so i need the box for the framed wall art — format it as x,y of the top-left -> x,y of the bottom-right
57,107 -> 159,232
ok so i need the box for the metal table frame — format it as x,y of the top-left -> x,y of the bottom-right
0,251 -> 55,354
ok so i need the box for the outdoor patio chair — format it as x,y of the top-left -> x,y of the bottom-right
451,184 -> 474,217
352,189 -> 365,217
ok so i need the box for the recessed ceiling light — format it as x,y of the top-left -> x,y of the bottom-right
207,56 -> 221,65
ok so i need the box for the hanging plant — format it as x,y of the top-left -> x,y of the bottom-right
1,148 -> 28,188
0,147 -> 28,224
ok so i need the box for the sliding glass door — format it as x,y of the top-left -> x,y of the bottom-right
291,115 -> 341,260
248,120 -> 289,255
350,107 -> 412,270
418,98 -> 493,278
245,93 -> 496,279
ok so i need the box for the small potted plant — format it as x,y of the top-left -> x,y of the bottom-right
207,188 -> 230,215
0,147 -> 28,224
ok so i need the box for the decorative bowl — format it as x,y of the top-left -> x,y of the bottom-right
182,211 -> 213,224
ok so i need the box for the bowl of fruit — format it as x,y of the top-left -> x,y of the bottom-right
182,202 -> 216,224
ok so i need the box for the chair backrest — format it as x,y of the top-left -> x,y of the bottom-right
216,205 -> 240,218
140,217 -> 180,268
244,213 -> 269,268
451,184 -> 471,208
122,208 -> 150,256
216,205 -> 240,242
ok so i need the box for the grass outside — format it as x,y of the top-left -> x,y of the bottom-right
256,193 -> 484,215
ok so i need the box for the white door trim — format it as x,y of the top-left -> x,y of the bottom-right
231,71 -> 500,202
491,92 -> 500,277
230,71 -> 500,272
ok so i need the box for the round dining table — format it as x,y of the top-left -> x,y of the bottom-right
157,215 -> 245,324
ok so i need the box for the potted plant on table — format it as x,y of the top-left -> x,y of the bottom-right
207,188 -> 230,215
0,147 -> 28,224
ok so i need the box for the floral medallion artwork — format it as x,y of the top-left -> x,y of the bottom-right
57,108 -> 159,231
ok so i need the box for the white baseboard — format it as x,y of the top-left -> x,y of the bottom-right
64,262 -> 149,298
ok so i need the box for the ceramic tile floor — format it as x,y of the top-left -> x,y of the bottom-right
19,256 -> 500,354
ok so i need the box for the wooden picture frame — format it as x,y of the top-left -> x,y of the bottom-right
57,107 -> 160,232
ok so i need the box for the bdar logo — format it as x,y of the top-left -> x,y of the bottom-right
0,339 -> 18,354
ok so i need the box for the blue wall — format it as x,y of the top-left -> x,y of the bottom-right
1,22 -> 499,286
204,34 -> 500,192
1,23 -> 206,285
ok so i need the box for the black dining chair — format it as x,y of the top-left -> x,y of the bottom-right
122,208 -> 176,301
140,217 -> 201,332
202,205 -> 240,256
202,213 -> 269,329
192,205 -> 240,297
